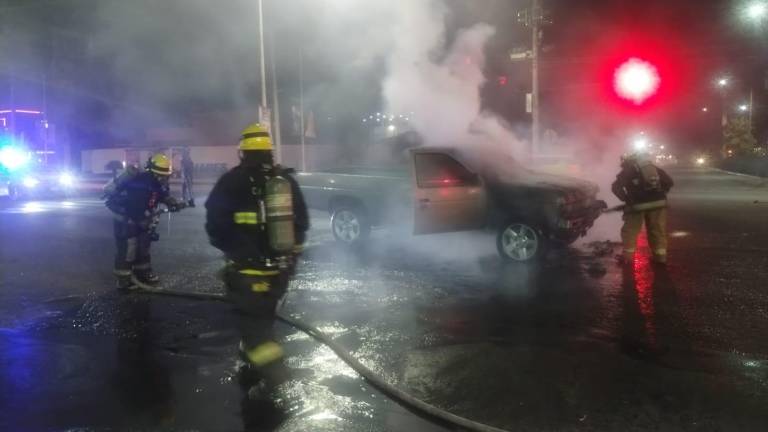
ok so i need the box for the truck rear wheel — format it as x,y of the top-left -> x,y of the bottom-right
496,222 -> 547,262
331,206 -> 370,246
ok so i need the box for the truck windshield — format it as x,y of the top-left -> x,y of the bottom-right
457,148 -> 530,183
414,152 -> 479,188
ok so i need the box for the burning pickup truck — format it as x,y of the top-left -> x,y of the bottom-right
296,147 -> 606,262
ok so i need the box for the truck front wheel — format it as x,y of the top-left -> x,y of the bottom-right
331,206 -> 371,246
496,222 -> 547,262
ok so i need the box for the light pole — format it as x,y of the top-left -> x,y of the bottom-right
716,76 -> 729,127
741,2 -> 765,153
258,0 -> 268,118
299,47 -> 306,172
269,25 -> 282,163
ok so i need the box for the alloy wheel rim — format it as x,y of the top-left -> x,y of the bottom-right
502,224 -> 539,260
333,210 -> 361,242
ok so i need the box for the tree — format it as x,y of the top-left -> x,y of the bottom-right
723,117 -> 757,157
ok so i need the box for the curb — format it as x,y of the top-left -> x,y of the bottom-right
712,168 -> 767,180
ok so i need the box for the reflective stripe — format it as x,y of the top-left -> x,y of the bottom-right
113,269 -> 132,276
239,269 -> 280,276
244,341 -> 284,366
653,249 -> 667,255
234,212 -> 260,225
251,281 -> 271,292
242,131 -> 270,139
623,248 -> 636,253
629,200 -> 667,212
133,263 -> 151,270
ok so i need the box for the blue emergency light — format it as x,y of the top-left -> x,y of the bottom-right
0,145 -> 30,171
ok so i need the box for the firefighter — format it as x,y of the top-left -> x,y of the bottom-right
104,153 -> 188,289
205,123 -> 309,378
611,152 -> 674,265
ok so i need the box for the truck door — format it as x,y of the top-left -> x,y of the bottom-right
411,152 -> 487,234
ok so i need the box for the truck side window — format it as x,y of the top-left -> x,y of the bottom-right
414,153 -> 477,188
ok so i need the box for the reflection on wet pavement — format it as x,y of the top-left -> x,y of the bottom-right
2,169 -> 768,430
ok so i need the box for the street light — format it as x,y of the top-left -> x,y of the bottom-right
702,107 -> 709,112
633,137 -> 648,152
715,76 -> 731,128
739,104 -> 750,112
746,1 -> 768,20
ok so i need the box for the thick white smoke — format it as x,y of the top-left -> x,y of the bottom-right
381,1 -> 527,157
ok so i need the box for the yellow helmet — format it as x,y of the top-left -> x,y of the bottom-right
147,153 -> 172,176
238,123 -> 273,151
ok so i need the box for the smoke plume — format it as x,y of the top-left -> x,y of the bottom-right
381,1 -> 527,157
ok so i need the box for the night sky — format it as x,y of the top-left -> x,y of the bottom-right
0,0 -> 763,152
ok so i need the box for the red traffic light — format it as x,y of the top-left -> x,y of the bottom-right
613,57 -> 660,105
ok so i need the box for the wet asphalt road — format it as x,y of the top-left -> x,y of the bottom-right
1,167 -> 767,431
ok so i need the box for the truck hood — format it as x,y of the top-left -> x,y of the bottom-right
486,169 -> 598,197
513,171 -> 598,195
454,148 -> 597,196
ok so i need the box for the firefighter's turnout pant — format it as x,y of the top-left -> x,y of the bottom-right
621,204 -> 668,263
224,262 -> 289,369
182,175 -> 194,202
113,216 -> 152,278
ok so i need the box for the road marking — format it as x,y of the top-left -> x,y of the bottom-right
0,199 -> 105,214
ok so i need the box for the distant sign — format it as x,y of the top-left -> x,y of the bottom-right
510,50 -> 532,61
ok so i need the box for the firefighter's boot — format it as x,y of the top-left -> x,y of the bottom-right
114,270 -> 135,291
115,274 -> 135,291
134,269 -> 161,285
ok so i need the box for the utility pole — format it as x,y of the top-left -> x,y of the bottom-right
531,0 -> 541,157
517,0 -> 546,158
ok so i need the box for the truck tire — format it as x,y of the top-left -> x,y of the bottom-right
331,205 -> 371,246
496,221 -> 547,262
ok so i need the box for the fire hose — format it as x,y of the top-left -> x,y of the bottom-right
128,276 -> 511,432
602,204 -> 626,214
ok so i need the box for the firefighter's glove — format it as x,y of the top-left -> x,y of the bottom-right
168,202 -> 186,213
137,219 -> 152,230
